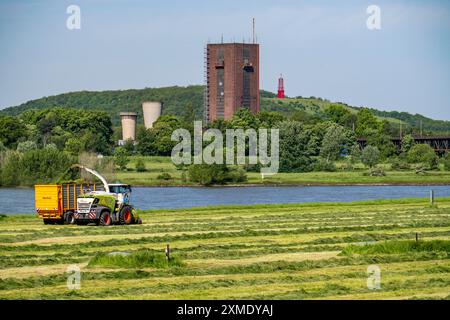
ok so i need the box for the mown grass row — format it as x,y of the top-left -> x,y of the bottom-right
2,210 -> 449,243
1,250 -> 448,290
1,204 -> 448,243
2,229 -> 449,269
1,198 -> 449,299
1,257 -> 449,299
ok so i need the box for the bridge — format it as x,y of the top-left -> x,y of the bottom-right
357,136 -> 450,154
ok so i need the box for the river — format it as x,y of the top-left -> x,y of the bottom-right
1,185 -> 450,214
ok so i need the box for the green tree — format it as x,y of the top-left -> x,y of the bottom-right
361,146 -> 381,168
0,148 -> 75,186
291,111 -> 320,125
64,138 -> 85,156
0,116 -> 27,148
19,148 -> 74,185
356,109 -> 380,137
50,126 -> 72,150
276,121 -> 316,172
114,147 -> 129,171
324,104 -> 351,125
137,126 -> 157,156
123,139 -> 135,154
188,164 -> 227,186
401,134 -> 415,153
407,144 -> 438,169
45,143 -> 58,151
320,125 -> 351,162
0,151 -> 22,186
366,130 -> 396,159
349,145 -> 362,163
152,115 -> 183,156
256,111 -> 285,128
341,112 -> 358,130
207,119 -> 229,134
182,102 -> 196,127
20,107 -> 113,155
17,141 -> 38,153
308,121 -> 356,157
187,164 -> 246,186
444,153 -> 450,171
229,109 -> 259,130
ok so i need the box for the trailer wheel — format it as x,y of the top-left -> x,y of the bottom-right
100,211 -> 112,226
43,219 -> 52,225
119,206 -> 133,225
64,211 -> 75,225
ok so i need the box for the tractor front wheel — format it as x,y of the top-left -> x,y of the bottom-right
100,211 -> 112,226
119,206 -> 133,225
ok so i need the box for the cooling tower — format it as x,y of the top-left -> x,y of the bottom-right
120,112 -> 138,141
142,102 -> 162,129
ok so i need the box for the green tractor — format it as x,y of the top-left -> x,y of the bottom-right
70,165 -> 142,226
75,184 -> 142,226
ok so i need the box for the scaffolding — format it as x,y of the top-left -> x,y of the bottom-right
203,44 -> 210,124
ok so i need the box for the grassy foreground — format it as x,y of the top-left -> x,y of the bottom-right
115,156 -> 450,186
0,198 -> 449,300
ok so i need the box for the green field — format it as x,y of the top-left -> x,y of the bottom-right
114,156 -> 450,186
0,198 -> 449,300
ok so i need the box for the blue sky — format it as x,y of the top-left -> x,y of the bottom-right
1,0 -> 449,119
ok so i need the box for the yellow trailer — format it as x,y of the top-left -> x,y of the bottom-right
35,183 -> 102,225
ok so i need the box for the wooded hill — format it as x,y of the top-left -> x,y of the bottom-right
2,85 -> 449,134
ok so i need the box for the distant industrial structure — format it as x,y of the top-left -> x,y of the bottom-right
118,102 -> 161,145
119,112 -> 138,145
358,136 -> 450,155
277,74 -> 285,99
142,101 -> 162,129
204,42 -> 260,123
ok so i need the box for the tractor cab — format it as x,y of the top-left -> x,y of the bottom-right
108,184 -> 132,206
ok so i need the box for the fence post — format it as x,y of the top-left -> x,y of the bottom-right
165,243 -> 170,261
430,190 -> 435,206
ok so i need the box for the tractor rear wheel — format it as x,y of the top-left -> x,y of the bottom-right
64,211 -> 75,225
100,211 -> 112,226
119,206 -> 133,225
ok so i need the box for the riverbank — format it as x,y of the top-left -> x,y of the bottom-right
0,197 -> 449,299
1,156 -> 449,188
111,156 -> 450,187
116,170 -> 450,187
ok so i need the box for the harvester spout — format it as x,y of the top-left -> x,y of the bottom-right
72,164 -> 110,193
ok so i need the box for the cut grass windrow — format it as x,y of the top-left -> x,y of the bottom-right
1,198 -> 449,299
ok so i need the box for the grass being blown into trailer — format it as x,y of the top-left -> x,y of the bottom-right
0,197 -> 449,299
